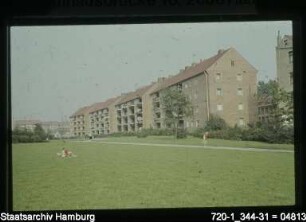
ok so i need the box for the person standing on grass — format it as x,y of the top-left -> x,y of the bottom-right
203,131 -> 209,146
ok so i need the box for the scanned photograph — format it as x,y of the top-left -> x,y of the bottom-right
11,21 -> 294,210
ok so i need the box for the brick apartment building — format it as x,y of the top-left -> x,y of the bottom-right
70,106 -> 92,136
70,47 -> 258,137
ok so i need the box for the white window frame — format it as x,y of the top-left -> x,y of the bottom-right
217,104 -> 223,111
237,88 -> 243,96
216,88 -> 222,96
238,103 -> 244,110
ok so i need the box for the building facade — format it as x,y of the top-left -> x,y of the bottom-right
70,47 -> 258,136
70,106 -> 92,137
88,97 -> 120,136
150,48 -> 258,129
276,32 -> 293,92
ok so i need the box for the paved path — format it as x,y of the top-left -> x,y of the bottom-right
75,139 -> 293,153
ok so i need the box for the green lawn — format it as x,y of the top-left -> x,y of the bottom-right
13,138 -> 295,211
101,136 -> 294,150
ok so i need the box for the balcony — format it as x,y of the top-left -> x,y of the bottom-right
153,106 -> 161,113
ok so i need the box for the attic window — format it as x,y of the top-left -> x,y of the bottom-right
231,60 -> 235,67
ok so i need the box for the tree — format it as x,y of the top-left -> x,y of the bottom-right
257,80 -> 293,129
34,123 -> 47,141
160,87 -> 194,138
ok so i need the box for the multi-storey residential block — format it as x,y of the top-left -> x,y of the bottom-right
88,97 -> 119,137
150,47 -> 258,129
70,47 -> 258,136
115,84 -> 156,132
276,32 -> 293,92
70,106 -> 92,137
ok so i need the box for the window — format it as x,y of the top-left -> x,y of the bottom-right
237,73 -> 242,81
290,72 -> 293,85
289,51 -> 293,63
216,88 -> 222,96
194,93 -> 198,99
237,88 -> 243,96
231,60 -> 235,67
216,73 -> 221,80
217,104 -> 223,111
238,103 -> 244,110
238,118 -> 245,126
196,120 -> 199,128
185,83 -> 188,88
186,122 -> 189,127
195,106 -> 199,113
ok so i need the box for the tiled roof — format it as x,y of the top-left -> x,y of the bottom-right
115,84 -> 155,105
70,106 -> 92,117
151,48 -> 230,94
88,97 -> 119,113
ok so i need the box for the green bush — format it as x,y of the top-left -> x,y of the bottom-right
176,128 -> 187,139
202,123 -> 293,144
204,115 -> 228,131
136,131 -> 148,138
190,128 -> 206,138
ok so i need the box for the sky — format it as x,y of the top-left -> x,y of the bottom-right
11,21 -> 292,122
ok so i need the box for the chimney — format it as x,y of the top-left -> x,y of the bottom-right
277,30 -> 281,46
218,49 -> 225,54
157,77 -> 165,82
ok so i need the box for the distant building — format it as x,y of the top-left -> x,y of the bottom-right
13,120 -> 71,138
70,47 -> 258,136
13,120 -> 41,131
276,32 -> 293,92
40,121 -> 71,138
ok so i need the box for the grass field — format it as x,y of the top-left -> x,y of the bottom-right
13,136 -> 295,211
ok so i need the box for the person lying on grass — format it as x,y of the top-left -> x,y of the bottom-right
57,148 -> 77,158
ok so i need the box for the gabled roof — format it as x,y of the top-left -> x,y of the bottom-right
87,102 -> 106,114
88,97 -> 119,113
70,106 -> 92,117
115,84 -> 155,105
151,48 -> 230,94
